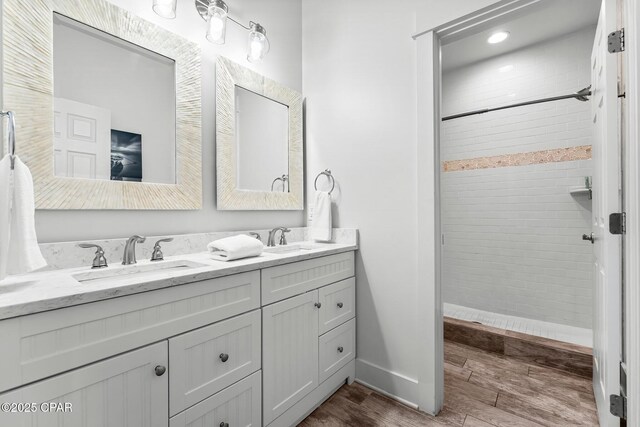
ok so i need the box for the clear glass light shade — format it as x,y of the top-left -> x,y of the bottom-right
247,23 -> 270,63
206,2 -> 228,44
152,0 -> 177,19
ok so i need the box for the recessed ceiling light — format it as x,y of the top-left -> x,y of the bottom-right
488,31 -> 510,44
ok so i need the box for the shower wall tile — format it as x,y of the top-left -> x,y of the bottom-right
441,27 -> 595,330
442,26 -> 595,161
441,160 -> 594,328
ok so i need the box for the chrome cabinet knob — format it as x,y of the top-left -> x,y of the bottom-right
220,422 -> 229,427
337,346 -> 344,353
314,302 -> 322,309
337,302 -> 344,309
154,365 -> 166,376
219,353 -> 229,363
582,233 -> 595,244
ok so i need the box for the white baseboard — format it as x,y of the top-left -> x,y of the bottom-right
355,358 -> 419,409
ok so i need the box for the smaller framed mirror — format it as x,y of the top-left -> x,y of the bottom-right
216,57 -> 303,210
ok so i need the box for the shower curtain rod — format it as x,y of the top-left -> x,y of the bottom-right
441,86 -> 592,122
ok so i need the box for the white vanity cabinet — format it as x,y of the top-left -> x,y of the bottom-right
0,249 -> 357,427
261,253 -> 356,427
0,341 -> 169,427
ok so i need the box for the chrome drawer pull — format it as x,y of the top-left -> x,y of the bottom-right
337,302 -> 344,309
337,346 -> 344,353
219,353 -> 229,363
154,365 -> 166,376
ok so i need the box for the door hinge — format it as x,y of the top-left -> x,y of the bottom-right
608,29 -> 625,53
610,394 -> 627,419
609,212 -> 626,234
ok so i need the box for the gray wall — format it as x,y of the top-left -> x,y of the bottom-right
2,0 -> 304,242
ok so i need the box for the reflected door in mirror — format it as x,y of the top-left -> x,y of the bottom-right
52,13 -> 176,184
235,86 -> 289,192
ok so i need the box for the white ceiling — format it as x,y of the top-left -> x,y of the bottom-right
442,0 -> 601,71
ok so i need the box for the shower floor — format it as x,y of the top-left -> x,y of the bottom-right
444,303 -> 593,348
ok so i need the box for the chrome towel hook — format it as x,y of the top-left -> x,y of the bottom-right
271,174 -> 289,192
314,169 -> 335,195
1,111 -> 16,170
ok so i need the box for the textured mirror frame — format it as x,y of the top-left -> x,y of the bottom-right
216,57 -> 303,210
2,0 -> 202,209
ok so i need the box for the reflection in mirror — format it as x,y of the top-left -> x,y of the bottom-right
52,13 -> 176,184
235,86 -> 289,192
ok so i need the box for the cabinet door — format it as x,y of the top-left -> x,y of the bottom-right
262,291 -> 319,425
0,341 -> 168,427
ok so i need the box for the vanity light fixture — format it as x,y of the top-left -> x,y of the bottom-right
487,31 -> 510,44
206,0 -> 228,44
247,22 -> 270,63
153,0 -> 270,62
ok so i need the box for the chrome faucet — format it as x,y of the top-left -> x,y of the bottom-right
122,235 -> 146,265
267,227 -> 291,247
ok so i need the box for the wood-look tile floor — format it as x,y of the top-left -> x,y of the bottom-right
299,340 -> 599,427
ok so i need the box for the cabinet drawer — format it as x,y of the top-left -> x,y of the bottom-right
170,371 -> 261,427
319,318 -> 356,383
261,251 -> 354,305
0,271 -> 260,393
169,310 -> 261,416
319,278 -> 355,335
0,341 -> 168,427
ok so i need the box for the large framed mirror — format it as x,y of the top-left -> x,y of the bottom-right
216,57 -> 303,210
2,0 -> 202,209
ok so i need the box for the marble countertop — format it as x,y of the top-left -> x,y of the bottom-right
0,241 -> 357,321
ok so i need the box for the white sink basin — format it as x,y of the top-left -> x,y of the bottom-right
263,242 -> 324,254
72,260 -> 208,284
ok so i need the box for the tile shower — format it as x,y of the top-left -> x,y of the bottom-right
441,26 -> 595,347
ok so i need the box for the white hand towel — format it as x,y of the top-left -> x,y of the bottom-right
309,191 -> 332,242
0,155 -> 47,281
207,234 -> 264,262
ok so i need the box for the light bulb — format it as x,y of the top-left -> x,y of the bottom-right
487,31 -> 510,44
152,0 -> 176,19
247,22 -> 269,63
206,1 -> 228,44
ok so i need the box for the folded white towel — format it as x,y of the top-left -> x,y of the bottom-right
309,191 -> 332,242
207,234 -> 264,262
0,155 -> 47,281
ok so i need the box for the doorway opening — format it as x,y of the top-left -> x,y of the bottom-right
427,1 -> 625,425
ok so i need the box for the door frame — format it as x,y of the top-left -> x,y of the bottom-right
414,0 -> 640,423
622,0 -> 640,423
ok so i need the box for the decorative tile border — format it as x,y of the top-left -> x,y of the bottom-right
442,145 -> 592,172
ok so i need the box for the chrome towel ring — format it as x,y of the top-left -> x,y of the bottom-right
1,111 -> 16,170
314,169 -> 335,195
